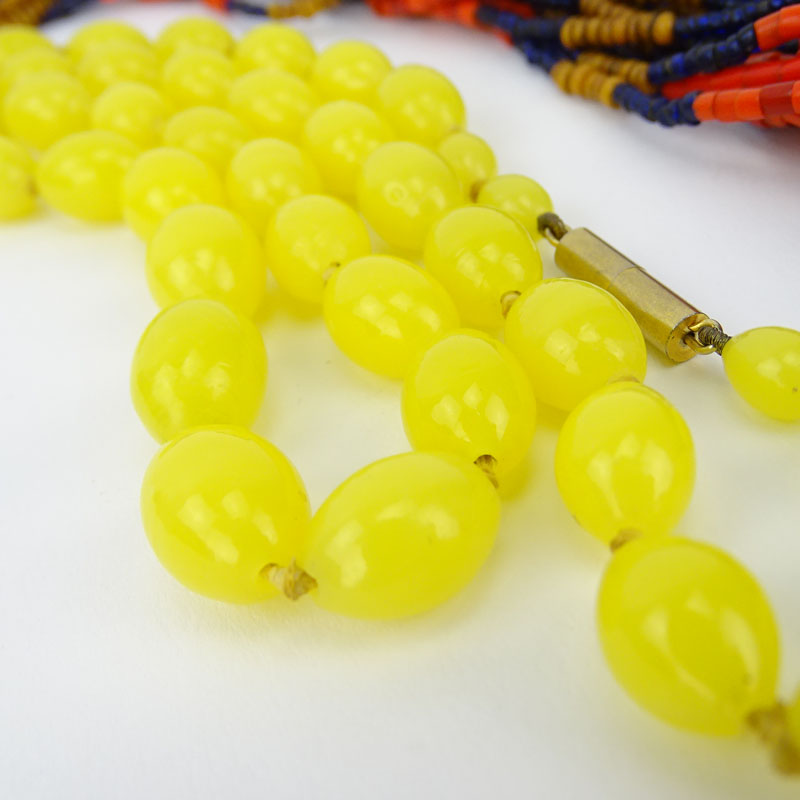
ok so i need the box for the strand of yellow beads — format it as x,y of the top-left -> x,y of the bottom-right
1,17 -> 799,782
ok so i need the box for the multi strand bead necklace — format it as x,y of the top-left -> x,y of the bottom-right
1,11 -> 800,782
5,0 -> 800,127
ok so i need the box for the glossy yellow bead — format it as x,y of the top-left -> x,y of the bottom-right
302,99 -> 393,199
436,131 -> 496,199
423,205 -> 543,329
76,42 -> 159,96
376,64 -> 465,146
122,146 -> 224,240
357,141 -> 461,252
265,194 -> 371,305
0,135 -> 35,219
300,451 -> 499,619
323,254 -> 459,378
90,81 -> 171,148
477,174 -> 552,240
37,130 -> 140,222
228,67 -> 319,141
1,47 -> 70,95
226,137 -> 321,231
67,20 -> 149,64
403,330 -> 536,476
163,106 -> 252,175
598,535 -> 779,736
147,204 -> 265,316
722,326 -> 800,421
555,382 -> 694,544
161,47 -> 234,109
310,40 -> 391,105
131,300 -> 267,443
141,426 -> 309,603
0,26 -> 53,63
234,24 -> 315,77
155,16 -> 234,60
505,278 -> 647,411
3,72 -> 90,151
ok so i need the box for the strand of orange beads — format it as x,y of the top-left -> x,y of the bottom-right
1,15 -> 799,781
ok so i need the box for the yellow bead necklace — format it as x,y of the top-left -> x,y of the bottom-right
1,15 -> 799,779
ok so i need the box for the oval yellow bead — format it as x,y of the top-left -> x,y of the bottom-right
505,278 -> 647,411
37,130 -> 140,222
0,25 -> 52,62
146,204 -> 265,317
67,21 -> 148,64
131,299 -> 267,443
163,106 -> 252,175
122,146 -> 224,240
476,174 -> 553,240
301,451 -> 499,619
155,16 -> 234,60
234,24 -> 315,77
323,255 -> 459,378
228,67 -> 319,141
555,382 -> 695,544
91,81 -> 171,148
76,41 -> 159,96
376,64 -> 465,146
722,326 -> 800,422
423,205 -> 543,329
0,135 -> 36,220
303,99 -> 393,199
357,141 -> 462,252
161,47 -> 235,109
226,137 -> 321,231
402,330 -> 536,476
598,535 -> 779,736
436,131 -> 497,199
310,40 -> 391,105
1,47 -> 70,95
3,72 -> 91,151
141,426 -> 309,603
265,194 -> 371,305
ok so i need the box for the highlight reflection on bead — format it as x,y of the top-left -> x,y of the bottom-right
303,99 -> 393,199
555,381 -> 695,544
122,146 -> 223,240
598,535 -> 780,736
423,205 -> 542,329
376,64 -> 465,146
310,40 -> 391,105
228,67 -> 319,140
146,204 -> 266,317
3,72 -> 91,151
477,174 -> 553,241
403,329 -> 536,475
504,278 -> 647,411
131,299 -> 267,443
37,130 -> 140,222
323,254 -> 459,378
723,326 -> 800,421
226,137 -> 321,231
301,451 -> 500,618
141,426 -> 309,603
91,81 -> 172,148
357,141 -> 462,252
265,194 -> 371,305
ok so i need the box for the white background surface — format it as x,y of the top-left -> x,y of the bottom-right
1,2 -> 799,798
